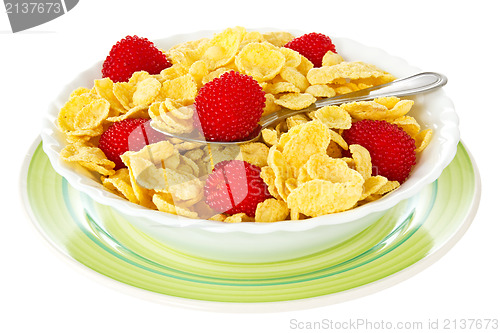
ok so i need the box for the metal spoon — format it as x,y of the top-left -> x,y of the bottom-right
150,72 -> 447,145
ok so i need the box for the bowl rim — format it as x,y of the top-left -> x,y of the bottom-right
40,28 -> 460,234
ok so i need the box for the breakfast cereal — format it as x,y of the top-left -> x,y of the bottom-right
55,27 -> 433,222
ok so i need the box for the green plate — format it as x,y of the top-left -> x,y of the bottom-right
21,140 -> 480,311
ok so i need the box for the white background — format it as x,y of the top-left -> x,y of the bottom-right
1,0 -> 498,332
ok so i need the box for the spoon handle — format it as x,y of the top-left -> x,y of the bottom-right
260,72 -> 448,128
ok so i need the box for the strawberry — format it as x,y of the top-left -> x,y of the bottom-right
204,160 -> 272,217
343,119 -> 416,183
102,35 -> 171,83
98,118 -> 166,169
194,71 -> 266,142
284,32 -> 337,67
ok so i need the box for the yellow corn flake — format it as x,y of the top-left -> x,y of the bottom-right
375,180 -> 400,195
70,87 -> 91,98
241,31 -> 265,48
281,120 -> 331,174
309,105 -> 351,129
255,198 -> 289,222
183,148 -> 204,161
152,192 -> 198,218
124,147 -> 203,204
188,60 -> 210,86
305,153 -> 364,185
224,213 -> 254,223
415,129 -> 433,153
374,96 -> 400,109
329,129 -> 348,150
262,31 -> 294,47
57,93 -> 98,132
180,154 -> 201,177
201,67 -> 233,85
287,179 -> 363,217
267,146 -> 294,200
262,128 -> 278,146
67,126 -> 103,138
159,74 -> 198,104
274,92 -> 316,110
128,71 -> 151,86
280,66 -> 309,92
326,140 -> 343,158
285,178 -> 298,193
307,61 -> 396,85
113,82 -> 134,110
286,114 -> 309,129
168,45 -> 205,71
203,144 -> 241,167
305,84 -> 337,98
107,105 -> 149,123
239,142 -> 269,167
391,115 -> 421,137
360,175 -> 388,200
349,144 -> 372,180
60,142 -> 115,176
202,26 -> 246,70
260,166 -> 280,199
262,93 -> 281,116
208,213 -> 228,222
357,83 -> 373,90
264,81 -> 300,95
296,55 -> 314,76
333,85 -> 355,95
279,47 -> 302,68
132,77 -> 161,106
94,78 -> 125,113
235,42 -> 286,82
386,99 -> 414,120
160,63 -> 189,81
73,99 -> 110,131
322,51 -> 344,66
341,101 -> 389,120
102,168 -> 139,204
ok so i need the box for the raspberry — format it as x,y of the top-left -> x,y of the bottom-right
102,35 -> 172,82
98,118 -> 166,169
284,32 -> 337,67
194,71 -> 266,142
343,120 -> 416,183
204,160 -> 272,217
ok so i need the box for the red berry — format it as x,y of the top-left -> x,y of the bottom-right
102,35 -> 172,83
204,160 -> 272,217
284,32 -> 337,67
98,118 -> 166,169
343,120 -> 416,183
194,71 -> 266,142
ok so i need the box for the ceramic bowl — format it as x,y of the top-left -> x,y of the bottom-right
40,29 -> 460,263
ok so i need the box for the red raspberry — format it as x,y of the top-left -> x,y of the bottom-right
284,32 -> 337,67
194,71 -> 266,142
102,35 -> 172,82
343,120 -> 416,183
204,160 -> 272,217
98,118 -> 166,169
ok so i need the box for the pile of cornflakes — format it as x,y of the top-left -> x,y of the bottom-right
56,27 -> 432,223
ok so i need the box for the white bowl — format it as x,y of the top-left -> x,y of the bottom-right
40,29 -> 460,263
